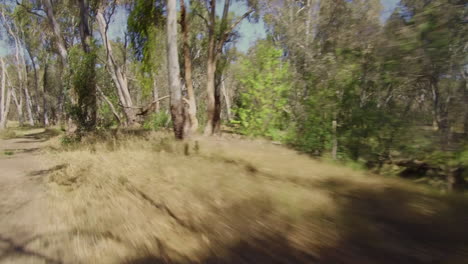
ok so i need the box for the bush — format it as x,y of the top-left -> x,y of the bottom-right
143,112 -> 170,130
233,41 -> 291,140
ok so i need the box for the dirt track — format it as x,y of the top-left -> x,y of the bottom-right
0,129 -> 61,264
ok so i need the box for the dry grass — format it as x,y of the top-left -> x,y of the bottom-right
40,131 -> 468,264
0,128 -> 17,139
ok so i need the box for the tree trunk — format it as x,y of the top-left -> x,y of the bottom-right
11,88 -> 24,126
221,76 -> 232,121
96,6 -> 137,127
77,0 -> 97,131
0,58 -> 11,129
462,68 -> 468,135
203,0 -> 217,136
56,64 -> 65,124
153,78 -> 160,112
4,15 -> 27,127
43,0 -> 68,127
204,58 -> 217,135
203,0 -> 252,135
43,0 -> 68,65
0,87 -> 11,129
332,120 -> 338,160
180,0 -> 198,135
24,87 -> 34,126
26,48 -> 42,125
213,74 -> 222,133
42,56 -> 49,126
0,58 -> 6,127
431,80 -> 451,149
166,0 -> 185,139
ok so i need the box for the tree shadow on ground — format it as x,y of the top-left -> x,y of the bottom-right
3,148 -> 41,154
314,178 -> 468,264
123,177 -> 468,264
15,129 -> 61,143
28,164 -> 68,177
126,235 -> 317,264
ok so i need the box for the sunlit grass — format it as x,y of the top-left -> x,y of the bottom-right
42,131 -> 468,263
0,128 -> 17,139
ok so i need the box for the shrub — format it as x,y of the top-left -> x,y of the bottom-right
143,112 -> 170,131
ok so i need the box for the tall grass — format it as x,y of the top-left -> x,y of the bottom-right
42,131 -> 468,264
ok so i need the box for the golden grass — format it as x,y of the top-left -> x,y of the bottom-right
0,128 -> 17,139
41,131 -> 468,264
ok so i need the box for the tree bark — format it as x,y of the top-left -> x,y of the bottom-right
203,0 -> 217,135
42,57 -> 49,126
332,120 -> 338,160
24,87 -> 34,126
43,0 -> 67,125
221,76 -> 232,121
0,87 -> 11,129
1,9 -> 29,126
43,0 -> 68,66
10,88 -> 24,127
462,66 -> 468,135
26,47 -> 42,124
166,0 -> 185,139
153,78 -> 160,112
431,79 -> 451,149
77,0 -> 97,131
213,73 -> 222,133
203,0 -> 252,135
96,5 -> 137,127
180,0 -> 198,135
0,58 -> 11,129
0,58 -> 5,127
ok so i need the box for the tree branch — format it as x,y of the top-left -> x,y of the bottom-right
217,8 -> 254,53
134,96 -> 170,117
97,85 -> 121,123
15,1 -> 45,18
121,96 -> 170,110
227,9 -> 254,35
194,12 -> 209,28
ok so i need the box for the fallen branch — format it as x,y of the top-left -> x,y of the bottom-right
97,85 -> 121,124
136,96 -> 170,117
121,96 -> 170,110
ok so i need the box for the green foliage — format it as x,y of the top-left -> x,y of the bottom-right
97,102 -> 118,129
290,82 -> 337,155
3,151 -> 14,156
127,0 -> 165,61
93,58 -> 120,129
128,1 -> 167,100
67,44 -> 98,131
233,42 -> 291,141
143,112 -> 171,131
457,148 -> 468,167
60,134 -> 81,146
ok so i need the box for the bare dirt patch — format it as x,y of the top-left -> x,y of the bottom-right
0,128 -> 62,264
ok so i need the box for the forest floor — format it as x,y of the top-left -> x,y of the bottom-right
0,127 -> 468,264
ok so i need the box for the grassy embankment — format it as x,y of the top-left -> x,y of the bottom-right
37,130 -> 468,263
